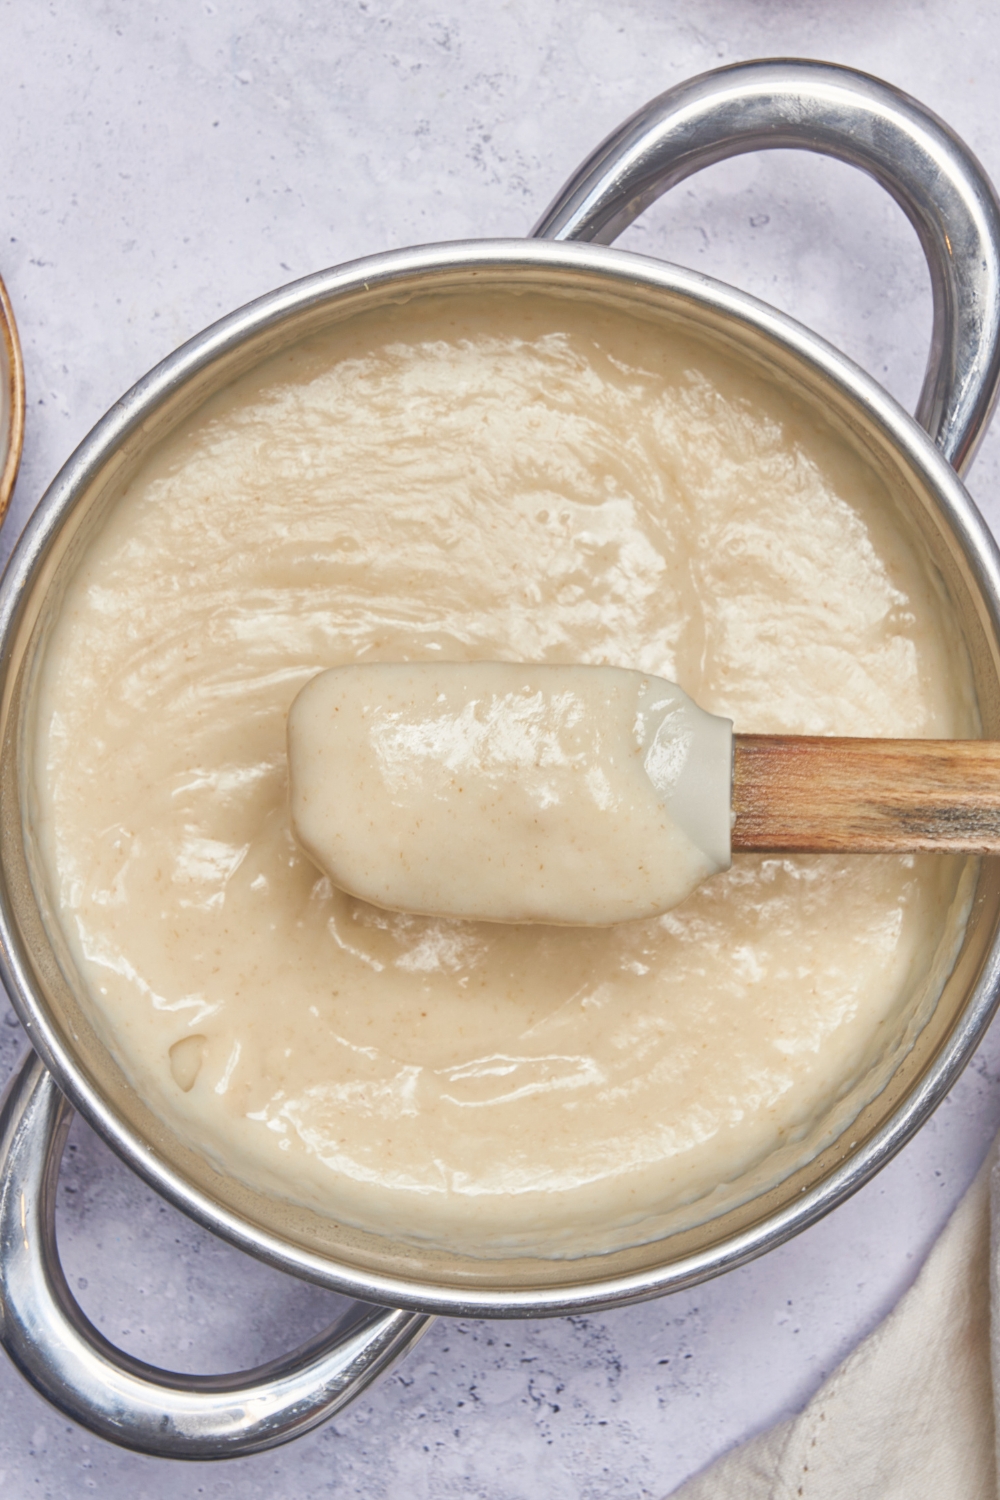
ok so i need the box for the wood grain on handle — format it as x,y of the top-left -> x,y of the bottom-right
732,737 -> 1000,854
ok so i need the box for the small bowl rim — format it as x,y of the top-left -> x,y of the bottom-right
0,271 -> 25,526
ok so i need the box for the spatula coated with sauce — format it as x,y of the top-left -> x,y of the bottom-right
287,662 -> 1000,926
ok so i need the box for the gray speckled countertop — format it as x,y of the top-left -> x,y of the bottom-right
3,3 -> 1000,1495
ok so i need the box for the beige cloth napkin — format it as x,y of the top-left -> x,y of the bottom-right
669,1149 -> 998,1499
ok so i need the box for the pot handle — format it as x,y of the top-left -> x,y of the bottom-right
532,59 -> 1000,476
0,1051 -> 432,1459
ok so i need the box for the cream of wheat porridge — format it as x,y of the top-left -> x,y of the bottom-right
31,292 -> 975,1257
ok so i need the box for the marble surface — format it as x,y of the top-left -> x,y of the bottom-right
3,1 -> 1000,1494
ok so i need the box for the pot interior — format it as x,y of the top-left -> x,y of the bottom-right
3,247 -> 1000,1312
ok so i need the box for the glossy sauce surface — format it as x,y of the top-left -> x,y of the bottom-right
32,293 -> 975,1256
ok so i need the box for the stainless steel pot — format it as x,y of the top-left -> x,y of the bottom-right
3,59 -> 1000,1460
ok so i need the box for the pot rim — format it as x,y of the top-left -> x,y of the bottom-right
4,235 -> 1000,1318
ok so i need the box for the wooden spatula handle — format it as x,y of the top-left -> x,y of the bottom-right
732,736 -> 1000,854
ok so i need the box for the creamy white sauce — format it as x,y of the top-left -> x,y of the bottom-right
288,662 -> 732,924
31,293 -> 976,1257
